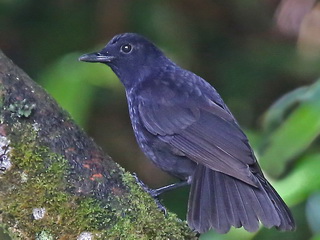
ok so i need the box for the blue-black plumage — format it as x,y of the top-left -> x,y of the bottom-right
79,33 -> 295,234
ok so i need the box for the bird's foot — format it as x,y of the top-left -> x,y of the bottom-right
133,173 -> 167,214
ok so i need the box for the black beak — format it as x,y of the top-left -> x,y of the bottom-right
78,52 -> 115,63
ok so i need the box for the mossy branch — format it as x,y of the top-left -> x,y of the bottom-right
0,50 -> 197,240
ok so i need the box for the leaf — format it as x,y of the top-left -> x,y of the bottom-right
262,86 -> 309,132
259,80 -> 320,177
272,153 -> 320,206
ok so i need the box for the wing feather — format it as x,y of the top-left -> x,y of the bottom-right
138,78 -> 257,186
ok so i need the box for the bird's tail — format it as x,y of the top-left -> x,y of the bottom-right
187,165 -> 295,233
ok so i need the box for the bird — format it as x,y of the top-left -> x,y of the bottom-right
79,33 -> 295,234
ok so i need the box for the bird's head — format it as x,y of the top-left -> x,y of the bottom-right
79,33 -> 169,88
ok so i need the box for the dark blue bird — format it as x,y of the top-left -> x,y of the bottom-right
79,33 -> 295,234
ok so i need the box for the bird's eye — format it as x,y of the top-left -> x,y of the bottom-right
121,44 -> 132,54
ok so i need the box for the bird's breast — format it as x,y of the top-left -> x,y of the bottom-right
125,91 -> 151,151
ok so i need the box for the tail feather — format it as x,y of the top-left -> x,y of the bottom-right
212,169 -> 232,233
224,175 -> 242,228
258,175 -> 295,231
227,175 -> 260,232
188,164 -> 212,232
187,165 -> 295,233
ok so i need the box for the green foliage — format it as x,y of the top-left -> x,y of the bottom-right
274,154 -> 320,206
260,80 -> 320,177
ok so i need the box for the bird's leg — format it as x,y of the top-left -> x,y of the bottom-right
133,173 -> 189,214
150,181 -> 189,196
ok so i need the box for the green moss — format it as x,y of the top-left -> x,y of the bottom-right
104,172 -> 197,240
0,124 -> 113,239
0,122 -> 196,239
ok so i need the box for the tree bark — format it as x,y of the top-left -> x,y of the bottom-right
0,50 -> 197,240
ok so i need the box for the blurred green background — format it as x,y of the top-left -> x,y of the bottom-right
1,0 -> 320,239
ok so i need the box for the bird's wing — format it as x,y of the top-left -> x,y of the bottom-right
138,79 -> 258,186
